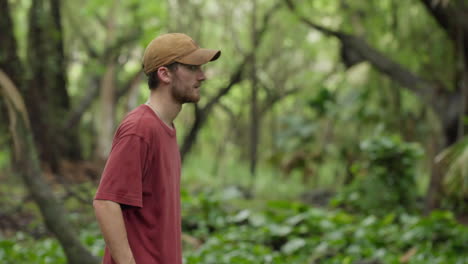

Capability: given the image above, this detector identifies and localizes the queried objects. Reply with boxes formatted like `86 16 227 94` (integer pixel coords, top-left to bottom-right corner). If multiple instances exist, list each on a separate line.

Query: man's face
170 63 206 104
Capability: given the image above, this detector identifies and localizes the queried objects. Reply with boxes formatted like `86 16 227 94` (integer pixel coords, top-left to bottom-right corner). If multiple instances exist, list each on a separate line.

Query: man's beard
171 79 200 104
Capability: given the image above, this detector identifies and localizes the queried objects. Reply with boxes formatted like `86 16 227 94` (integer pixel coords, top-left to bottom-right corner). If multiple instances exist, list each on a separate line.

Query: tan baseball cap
142 33 221 74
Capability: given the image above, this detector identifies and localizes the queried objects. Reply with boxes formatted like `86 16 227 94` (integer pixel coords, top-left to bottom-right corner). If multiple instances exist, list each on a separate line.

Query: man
93 33 221 264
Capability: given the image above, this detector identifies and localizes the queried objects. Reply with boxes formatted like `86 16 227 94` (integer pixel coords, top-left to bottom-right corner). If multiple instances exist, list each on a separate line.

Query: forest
0 0 467 263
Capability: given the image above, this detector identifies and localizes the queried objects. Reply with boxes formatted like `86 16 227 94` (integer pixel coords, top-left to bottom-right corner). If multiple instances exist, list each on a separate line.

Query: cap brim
176 48 221 65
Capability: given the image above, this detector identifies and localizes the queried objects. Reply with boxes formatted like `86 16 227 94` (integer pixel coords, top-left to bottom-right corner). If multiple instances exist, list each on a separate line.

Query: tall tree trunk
0 70 99 264
125 72 144 113
25 0 81 172
0 0 23 134
96 1 118 160
420 0 468 210
249 0 260 180
180 64 244 161
425 137 446 212
1 2 97 262
50 0 82 161
0 0 23 87
180 105 207 161
26 0 59 171
97 62 117 160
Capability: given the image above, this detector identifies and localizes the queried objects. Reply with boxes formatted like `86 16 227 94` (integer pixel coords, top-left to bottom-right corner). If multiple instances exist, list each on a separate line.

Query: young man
93 33 221 264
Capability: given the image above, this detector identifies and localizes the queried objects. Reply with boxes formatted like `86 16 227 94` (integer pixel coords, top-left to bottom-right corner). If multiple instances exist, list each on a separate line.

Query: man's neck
147 90 182 126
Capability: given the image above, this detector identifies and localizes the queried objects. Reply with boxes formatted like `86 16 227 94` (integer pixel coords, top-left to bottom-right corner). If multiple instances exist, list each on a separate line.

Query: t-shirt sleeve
94 135 149 208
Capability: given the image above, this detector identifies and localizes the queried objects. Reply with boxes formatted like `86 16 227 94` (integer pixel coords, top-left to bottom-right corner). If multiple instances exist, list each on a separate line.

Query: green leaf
281 238 306 255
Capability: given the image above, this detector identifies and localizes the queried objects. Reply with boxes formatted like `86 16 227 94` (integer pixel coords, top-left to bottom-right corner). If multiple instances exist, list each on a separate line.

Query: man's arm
93 199 136 264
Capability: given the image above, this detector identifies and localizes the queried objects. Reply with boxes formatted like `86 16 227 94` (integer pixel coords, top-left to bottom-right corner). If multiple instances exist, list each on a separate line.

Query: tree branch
202 1 283 115
180 1 284 159
202 58 246 116
285 0 441 104
116 70 144 102
64 68 143 131
65 6 99 59
260 86 301 116
419 0 468 41
420 0 468 85
64 76 100 130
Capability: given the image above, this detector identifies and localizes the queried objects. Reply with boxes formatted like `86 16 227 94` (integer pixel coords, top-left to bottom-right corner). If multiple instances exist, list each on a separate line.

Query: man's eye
190 65 199 71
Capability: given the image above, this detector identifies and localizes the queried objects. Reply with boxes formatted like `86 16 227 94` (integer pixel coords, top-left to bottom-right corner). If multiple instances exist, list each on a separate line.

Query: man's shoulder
123 105 157 123
116 105 158 139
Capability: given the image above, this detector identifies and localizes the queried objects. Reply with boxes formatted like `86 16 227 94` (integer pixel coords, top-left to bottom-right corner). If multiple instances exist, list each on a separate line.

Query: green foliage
2 0 468 263
182 190 468 264
0 148 9 171
1 190 467 263
333 135 423 215
182 189 232 238
308 87 336 117
0 229 104 264
436 136 468 206
0 236 65 264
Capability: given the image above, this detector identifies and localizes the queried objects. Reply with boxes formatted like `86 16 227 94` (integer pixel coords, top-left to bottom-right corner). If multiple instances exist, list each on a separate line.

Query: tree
179 1 284 161
0 0 98 262
285 0 467 211
62 0 147 160
27 0 80 171
0 69 99 264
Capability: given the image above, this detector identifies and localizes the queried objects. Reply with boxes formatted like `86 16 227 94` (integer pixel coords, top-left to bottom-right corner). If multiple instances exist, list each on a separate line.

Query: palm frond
435 136 468 198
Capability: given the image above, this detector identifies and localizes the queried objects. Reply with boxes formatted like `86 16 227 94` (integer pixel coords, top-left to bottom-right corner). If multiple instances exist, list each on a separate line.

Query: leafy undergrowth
1 189 467 264
0 228 103 264
181 190 468 264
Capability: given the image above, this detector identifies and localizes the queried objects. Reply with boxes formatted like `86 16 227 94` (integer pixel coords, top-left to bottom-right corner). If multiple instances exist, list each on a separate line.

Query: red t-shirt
95 104 182 264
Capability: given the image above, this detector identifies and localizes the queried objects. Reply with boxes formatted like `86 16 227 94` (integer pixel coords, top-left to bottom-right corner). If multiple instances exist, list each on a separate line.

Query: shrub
333 135 423 215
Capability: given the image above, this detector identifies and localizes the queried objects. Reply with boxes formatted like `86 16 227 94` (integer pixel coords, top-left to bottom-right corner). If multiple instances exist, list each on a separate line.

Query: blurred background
0 0 467 263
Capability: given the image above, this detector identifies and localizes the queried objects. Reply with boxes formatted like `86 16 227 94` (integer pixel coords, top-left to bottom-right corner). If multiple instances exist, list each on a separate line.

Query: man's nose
198 70 206 81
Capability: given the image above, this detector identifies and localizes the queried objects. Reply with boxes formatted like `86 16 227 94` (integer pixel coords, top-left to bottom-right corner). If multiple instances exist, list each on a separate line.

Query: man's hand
93 199 136 264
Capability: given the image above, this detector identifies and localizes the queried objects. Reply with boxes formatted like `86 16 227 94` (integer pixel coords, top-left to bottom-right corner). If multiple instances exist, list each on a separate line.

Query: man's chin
181 96 200 104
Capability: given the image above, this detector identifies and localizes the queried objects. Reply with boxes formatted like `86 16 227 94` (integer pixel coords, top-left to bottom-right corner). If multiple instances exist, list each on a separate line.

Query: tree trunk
125 72 144 113
180 65 244 161
96 1 118 160
249 0 260 180
0 0 23 135
181 105 206 161
50 0 82 161
0 0 23 87
426 145 445 212
0 70 99 264
1 2 97 262
25 0 81 172
97 62 117 160
421 0 468 210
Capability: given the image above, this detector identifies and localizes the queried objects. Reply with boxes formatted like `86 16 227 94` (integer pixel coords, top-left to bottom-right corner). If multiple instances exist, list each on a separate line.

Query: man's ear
157 67 172 84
